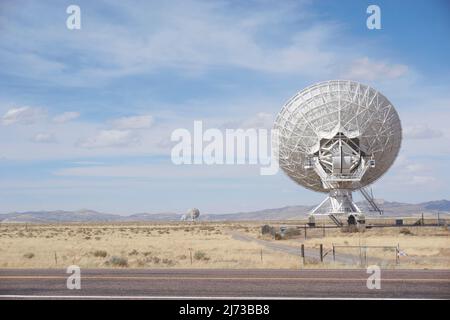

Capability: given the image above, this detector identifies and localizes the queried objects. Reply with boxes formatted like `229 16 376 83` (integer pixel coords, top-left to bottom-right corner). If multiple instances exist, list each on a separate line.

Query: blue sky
0 0 449 214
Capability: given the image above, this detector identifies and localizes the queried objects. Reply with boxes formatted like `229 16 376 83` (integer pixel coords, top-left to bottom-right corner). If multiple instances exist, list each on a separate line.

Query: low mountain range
0 200 449 223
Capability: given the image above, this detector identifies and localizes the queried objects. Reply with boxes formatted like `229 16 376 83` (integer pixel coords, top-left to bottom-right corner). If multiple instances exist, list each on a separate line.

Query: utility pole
301 244 305 265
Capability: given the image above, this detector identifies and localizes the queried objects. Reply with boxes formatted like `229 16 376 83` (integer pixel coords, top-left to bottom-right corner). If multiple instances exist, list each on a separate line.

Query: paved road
0 269 449 299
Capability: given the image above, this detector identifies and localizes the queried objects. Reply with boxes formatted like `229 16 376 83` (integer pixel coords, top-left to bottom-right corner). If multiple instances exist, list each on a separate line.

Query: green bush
193 250 210 261
107 256 128 267
93 250 108 258
400 228 413 235
128 249 139 256
23 252 35 259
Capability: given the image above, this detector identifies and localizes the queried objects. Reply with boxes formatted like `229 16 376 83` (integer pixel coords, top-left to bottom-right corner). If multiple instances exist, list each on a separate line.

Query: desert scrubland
0 221 448 269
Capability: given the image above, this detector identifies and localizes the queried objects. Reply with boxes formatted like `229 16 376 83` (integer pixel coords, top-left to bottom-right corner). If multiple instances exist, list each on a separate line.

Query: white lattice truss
273 80 402 216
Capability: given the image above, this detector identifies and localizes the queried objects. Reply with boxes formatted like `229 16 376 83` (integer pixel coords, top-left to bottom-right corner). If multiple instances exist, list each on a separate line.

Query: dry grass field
0 223 299 269
0 221 448 269
254 225 450 269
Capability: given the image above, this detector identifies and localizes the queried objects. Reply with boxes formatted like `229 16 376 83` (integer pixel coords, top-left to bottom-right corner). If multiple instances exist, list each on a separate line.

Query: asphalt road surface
0 268 449 299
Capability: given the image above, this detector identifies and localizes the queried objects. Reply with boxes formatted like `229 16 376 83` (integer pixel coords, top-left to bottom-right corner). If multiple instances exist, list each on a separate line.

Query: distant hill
202 205 313 221
0 200 448 223
421 200 450 211
123 212 183 221
0 209 120 223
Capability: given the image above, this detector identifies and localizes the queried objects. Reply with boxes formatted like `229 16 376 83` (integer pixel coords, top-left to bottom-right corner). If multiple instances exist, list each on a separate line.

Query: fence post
260 249 263 262
319 244 323 263
301 244 305 265
364 247 367 267
421 212 424 226
54 252 57 266
304 225 307 240
437 211 440 226
359 245 363 267
332 244 335 262
396 244 399 265
322 224 325 237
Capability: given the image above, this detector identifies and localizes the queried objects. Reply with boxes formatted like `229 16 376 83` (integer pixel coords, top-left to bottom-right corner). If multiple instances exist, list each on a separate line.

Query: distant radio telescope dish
183 208 200 221
273 80 402 219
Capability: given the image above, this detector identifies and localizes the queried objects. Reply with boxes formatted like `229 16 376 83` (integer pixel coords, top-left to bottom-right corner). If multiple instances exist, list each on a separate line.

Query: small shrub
341 225 359 233
128 249 139 256
151 256 161 264
283 227 301 238
193 250 210 261
137 259 146 267
107 256 128 267
400 228 413 235
162 258 175 266
23 252 35 259
93 250 108 258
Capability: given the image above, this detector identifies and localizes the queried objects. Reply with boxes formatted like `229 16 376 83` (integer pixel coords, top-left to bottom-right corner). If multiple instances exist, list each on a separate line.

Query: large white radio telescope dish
182 208 200 221
274 80 402 218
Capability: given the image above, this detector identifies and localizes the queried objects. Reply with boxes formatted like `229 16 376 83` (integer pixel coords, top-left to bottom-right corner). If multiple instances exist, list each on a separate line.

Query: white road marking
0 295 436 300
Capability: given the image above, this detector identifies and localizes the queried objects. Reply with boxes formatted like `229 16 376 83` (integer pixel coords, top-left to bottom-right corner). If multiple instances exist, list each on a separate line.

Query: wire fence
331 244 400 267
298 243 403 267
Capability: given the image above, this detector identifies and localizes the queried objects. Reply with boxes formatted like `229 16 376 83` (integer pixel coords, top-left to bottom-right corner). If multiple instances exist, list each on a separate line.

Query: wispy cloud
404 124 443 139
53 112 80 124
1 106 47 125
0 0 385 85
31 132 56 143
77 130 140 148
111 115 154 129
343 57 409 81
53 163 260 178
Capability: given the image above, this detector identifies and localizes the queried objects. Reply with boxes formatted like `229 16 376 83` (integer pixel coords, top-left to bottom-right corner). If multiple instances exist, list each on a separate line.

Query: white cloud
1 106 46 125
32 132 56 143
77 130 139 148
343 57 409 81
0 1 341 85
71 161 105 166
53 112 80 123
221 112 275 130
409 175 438 185
111 115 154 129
405 163 426 173
404 124 443 139
241 113 274 129
53 163 260 178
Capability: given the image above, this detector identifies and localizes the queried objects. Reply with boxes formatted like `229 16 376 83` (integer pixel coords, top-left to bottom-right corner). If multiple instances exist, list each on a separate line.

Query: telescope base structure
310 189 366 226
